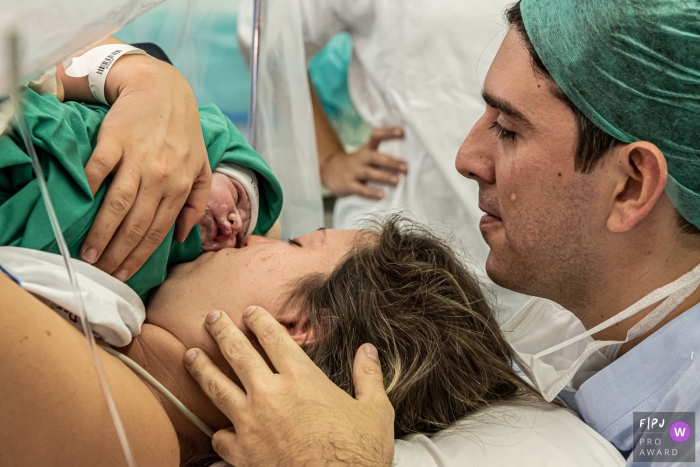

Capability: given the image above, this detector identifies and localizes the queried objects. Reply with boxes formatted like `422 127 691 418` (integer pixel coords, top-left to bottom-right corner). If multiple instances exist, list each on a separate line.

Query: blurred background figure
296 0 530 319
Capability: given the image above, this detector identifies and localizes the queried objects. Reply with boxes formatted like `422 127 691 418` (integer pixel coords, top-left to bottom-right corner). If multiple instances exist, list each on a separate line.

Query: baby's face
199 172 252 251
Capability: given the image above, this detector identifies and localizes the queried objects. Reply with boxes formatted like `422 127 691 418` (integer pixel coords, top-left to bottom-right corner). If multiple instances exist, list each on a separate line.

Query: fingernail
82 247 98 264
206 311 221 324
114 269 129 282
363 344 379 363
391 177 399 184
244 306 256 317
184 350 197 365
393 129 402 136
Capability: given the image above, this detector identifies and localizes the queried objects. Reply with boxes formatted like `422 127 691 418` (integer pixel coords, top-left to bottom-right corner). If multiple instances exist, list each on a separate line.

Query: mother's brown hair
287 215 545 437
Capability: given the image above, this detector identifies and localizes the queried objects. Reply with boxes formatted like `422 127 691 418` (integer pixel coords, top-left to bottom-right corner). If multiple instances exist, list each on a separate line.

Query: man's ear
607 142 668 233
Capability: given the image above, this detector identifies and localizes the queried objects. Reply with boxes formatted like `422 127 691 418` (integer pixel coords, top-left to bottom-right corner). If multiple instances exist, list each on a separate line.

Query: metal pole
248 0 262 149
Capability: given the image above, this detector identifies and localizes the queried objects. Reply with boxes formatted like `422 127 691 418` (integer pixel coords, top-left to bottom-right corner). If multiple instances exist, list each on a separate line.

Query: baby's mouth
213 217 236 247
200 210 245 251
199 212 234 251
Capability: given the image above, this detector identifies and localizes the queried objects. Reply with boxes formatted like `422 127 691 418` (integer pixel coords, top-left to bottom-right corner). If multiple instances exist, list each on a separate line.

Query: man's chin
484 251 525 294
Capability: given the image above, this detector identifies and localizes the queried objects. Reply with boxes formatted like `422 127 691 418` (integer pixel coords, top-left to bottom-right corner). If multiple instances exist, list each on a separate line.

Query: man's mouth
478 204 503 231
479 204 502 220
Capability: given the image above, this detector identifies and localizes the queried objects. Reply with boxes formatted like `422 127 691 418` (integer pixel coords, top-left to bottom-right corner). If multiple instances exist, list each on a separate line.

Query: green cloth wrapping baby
0 88 283 300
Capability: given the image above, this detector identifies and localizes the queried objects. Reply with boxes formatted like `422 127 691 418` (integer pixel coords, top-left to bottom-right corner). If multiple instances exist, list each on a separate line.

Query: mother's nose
455 114 497 185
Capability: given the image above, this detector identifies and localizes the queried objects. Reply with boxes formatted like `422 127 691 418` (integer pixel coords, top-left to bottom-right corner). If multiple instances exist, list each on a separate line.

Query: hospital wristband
64 44 148 105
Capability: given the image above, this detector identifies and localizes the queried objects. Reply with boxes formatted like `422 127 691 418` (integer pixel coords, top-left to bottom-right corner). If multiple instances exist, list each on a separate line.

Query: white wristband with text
64 44 147 105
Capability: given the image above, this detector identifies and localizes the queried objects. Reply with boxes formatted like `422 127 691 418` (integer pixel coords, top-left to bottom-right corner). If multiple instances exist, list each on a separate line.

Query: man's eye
489 121 517 143
287 239 301 247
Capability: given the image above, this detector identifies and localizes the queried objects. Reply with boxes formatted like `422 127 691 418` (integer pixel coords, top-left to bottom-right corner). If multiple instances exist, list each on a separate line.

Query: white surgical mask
503 263 700 402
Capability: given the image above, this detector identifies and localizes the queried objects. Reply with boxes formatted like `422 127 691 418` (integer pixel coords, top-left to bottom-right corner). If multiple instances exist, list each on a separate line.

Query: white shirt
393 402 626 467
298 0 529 319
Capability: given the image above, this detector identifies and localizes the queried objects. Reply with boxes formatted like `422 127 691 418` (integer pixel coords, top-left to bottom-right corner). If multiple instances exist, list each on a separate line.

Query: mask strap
534 262 700 360
626 275 700 340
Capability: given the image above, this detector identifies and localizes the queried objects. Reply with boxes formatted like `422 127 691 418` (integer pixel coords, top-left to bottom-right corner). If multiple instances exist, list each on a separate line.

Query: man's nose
455 113 497 185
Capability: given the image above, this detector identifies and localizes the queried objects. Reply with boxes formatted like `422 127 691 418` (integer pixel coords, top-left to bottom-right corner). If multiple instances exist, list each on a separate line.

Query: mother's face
146 229 361 377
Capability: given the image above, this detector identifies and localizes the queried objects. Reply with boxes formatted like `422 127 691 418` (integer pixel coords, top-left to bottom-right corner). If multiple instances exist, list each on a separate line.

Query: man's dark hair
506 1 700 235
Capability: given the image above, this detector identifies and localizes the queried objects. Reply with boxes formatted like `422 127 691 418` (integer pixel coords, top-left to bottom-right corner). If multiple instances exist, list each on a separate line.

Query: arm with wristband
55 36 212 284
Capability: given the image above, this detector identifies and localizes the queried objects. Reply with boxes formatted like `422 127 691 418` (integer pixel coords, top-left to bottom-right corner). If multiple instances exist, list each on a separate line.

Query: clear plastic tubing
7 30 138 467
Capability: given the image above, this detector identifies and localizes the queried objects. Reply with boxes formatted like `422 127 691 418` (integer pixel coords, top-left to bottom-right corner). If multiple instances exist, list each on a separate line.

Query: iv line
7 30 138 467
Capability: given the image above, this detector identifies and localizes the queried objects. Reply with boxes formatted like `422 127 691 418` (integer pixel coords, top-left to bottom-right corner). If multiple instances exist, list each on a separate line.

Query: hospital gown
0 89 283 300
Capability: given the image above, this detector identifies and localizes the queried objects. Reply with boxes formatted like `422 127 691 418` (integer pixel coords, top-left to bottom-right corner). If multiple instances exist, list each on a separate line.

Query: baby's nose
228 211 242 232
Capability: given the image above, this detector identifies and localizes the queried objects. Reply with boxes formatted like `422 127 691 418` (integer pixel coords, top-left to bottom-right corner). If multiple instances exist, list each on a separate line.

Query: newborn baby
200 164 259 251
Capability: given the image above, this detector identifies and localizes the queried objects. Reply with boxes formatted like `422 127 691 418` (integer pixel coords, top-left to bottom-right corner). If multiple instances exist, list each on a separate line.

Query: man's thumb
352 344 388 403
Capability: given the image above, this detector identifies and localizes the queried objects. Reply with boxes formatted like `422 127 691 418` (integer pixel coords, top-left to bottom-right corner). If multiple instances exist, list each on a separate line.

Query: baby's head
199 168 257 251
285 216 540 436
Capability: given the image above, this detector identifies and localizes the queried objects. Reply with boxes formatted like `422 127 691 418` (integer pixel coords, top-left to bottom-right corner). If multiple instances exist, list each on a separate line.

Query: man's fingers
205 310 274 390
352 344 388 404
175 164 212 242
243 306 311 375
368 151 408 174
80 167 139 265
367 126 405 150
85 138 122 195
212 429 241 465
184 348 246 426
110 195 185 280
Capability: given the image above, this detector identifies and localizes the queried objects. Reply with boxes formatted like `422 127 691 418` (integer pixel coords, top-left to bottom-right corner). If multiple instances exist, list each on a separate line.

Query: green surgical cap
520 0 700 228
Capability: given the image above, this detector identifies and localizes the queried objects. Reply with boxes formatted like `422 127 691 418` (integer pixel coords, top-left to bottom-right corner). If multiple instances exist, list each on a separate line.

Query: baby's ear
283 318 317 347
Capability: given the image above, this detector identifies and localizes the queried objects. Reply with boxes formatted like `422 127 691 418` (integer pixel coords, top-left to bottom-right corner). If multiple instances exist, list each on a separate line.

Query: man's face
456 29 611 305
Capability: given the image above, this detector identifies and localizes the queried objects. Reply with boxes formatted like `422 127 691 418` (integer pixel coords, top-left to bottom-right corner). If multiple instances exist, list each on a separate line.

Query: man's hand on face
184 307 395 467
76 54 211 282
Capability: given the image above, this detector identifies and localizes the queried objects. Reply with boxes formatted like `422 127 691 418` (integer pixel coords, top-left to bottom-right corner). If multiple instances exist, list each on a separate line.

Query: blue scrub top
561 303 700 466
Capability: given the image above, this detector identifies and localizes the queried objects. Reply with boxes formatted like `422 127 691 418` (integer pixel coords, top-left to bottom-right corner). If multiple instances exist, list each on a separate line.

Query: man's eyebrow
482 91 534 129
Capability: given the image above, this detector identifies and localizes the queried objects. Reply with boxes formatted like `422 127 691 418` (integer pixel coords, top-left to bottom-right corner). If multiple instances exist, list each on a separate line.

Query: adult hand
69 54 211 281
184 307 395 467
321 127 407 200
